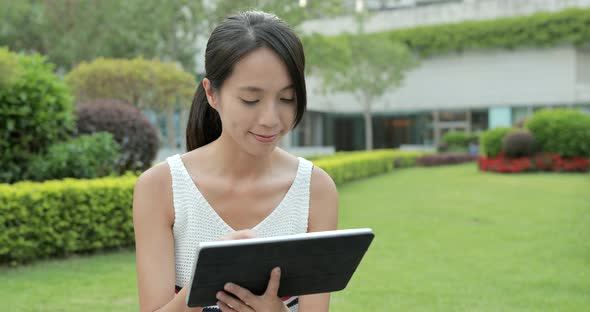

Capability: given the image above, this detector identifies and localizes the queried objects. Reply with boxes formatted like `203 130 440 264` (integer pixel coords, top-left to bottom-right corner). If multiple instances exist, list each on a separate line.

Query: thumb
264 267 281 296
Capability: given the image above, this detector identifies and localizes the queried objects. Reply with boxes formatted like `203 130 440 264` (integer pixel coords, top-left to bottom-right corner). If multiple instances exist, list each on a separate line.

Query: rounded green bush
0 47 74 183
525 109 590 158
480 127 513 157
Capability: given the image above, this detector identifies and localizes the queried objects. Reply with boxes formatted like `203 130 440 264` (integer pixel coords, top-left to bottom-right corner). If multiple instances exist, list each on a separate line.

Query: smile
251 132 278 143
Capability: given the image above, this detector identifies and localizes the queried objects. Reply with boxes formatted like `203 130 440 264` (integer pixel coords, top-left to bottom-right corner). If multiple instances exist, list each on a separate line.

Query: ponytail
185 80 222 151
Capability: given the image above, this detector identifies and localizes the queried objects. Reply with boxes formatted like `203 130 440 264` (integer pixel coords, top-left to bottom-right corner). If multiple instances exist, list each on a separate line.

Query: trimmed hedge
0 149 428 265
0 175 136 266
313 150 426 185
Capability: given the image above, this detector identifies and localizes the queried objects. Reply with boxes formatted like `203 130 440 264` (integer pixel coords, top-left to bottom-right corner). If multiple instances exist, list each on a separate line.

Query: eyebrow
238 85 294 92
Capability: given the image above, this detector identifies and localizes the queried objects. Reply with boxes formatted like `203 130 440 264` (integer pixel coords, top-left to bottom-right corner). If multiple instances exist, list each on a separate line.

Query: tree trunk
180 107 189 151
362 93 373 150
166 108 176 148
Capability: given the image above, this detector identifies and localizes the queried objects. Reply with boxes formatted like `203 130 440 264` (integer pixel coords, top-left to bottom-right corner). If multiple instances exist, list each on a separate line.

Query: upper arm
307 165 338 233
133 164 176 312
299 165 339 312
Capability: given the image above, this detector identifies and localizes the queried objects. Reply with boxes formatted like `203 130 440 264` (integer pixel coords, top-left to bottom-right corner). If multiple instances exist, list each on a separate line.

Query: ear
202 78 219 110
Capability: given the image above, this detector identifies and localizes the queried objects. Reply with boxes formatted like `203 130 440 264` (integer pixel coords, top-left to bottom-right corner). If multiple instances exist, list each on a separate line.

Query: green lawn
2 164 589 311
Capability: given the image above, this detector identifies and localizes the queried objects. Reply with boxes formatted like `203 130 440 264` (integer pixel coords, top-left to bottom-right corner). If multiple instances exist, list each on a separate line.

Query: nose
258 102 280 128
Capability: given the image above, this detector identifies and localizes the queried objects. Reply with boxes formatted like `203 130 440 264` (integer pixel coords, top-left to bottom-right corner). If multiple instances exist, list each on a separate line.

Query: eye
240 98 259 105
280 98 295 103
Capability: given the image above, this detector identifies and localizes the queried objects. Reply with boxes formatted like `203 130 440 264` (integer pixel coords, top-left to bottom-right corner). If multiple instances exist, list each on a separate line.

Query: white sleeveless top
166 154 314 311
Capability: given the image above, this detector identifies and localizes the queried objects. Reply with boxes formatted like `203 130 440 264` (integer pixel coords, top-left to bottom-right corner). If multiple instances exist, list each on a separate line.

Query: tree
0 0 205 72
306 13 418 150
206 0 345 30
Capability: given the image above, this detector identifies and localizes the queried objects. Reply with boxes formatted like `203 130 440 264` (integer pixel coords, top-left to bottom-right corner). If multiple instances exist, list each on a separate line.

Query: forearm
151 286 203 312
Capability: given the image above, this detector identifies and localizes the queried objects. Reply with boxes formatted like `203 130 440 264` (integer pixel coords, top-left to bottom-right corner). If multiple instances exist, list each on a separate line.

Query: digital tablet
185 228 375 307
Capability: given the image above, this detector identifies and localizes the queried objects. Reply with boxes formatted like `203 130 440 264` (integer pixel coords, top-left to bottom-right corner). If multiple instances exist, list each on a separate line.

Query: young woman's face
207 47 298 156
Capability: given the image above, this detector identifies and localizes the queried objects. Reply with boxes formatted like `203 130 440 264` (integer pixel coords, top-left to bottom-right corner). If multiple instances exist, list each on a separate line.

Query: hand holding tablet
186 228 375 307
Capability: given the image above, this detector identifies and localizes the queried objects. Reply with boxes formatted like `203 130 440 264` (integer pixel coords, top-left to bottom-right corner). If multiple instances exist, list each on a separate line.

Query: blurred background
3 0 589 169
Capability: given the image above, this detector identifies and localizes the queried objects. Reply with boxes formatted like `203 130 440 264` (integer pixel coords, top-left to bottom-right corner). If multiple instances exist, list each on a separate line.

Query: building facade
284 0 590 151
154 0 590 158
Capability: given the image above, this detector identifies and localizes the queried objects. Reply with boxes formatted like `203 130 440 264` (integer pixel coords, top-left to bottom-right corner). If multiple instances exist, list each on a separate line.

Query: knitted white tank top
166 154 313 311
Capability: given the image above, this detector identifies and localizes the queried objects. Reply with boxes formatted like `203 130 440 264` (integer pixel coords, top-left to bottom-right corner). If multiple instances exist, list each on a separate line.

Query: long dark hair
186 11 307 151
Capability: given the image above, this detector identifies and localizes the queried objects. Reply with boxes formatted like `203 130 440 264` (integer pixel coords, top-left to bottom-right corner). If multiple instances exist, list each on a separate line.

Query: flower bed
478 153 590 173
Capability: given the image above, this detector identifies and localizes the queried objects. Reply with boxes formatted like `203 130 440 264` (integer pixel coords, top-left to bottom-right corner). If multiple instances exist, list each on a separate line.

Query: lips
251 132 278 143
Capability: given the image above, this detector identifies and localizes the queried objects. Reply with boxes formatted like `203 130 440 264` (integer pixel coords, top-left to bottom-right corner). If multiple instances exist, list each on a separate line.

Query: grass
1 164 589 311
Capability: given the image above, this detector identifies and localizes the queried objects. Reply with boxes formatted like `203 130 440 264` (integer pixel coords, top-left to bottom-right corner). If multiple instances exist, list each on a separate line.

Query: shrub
0 48 74 183
525 109 590 158
442 131 477 149
313 150 428 185
0 48 19 87
480 127 513 157
65 57 195 111
25 133 120 182
76 99 160 173
416 154 478 166
0 174 137 265
502 130 536 158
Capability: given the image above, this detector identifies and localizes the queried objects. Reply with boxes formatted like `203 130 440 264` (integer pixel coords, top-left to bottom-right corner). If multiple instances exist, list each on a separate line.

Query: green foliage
480 127 513 157
525 109 590 158
305 29 417 96
0 47 20 87
25 133 121 182
442 131 477 149
0 48 74 183
65 57 195 111
502 130 536 158
379 7 590 57
208 0 345 30
0 174 136 265
305 8 590 64
313 150 427 185
0 0 205 71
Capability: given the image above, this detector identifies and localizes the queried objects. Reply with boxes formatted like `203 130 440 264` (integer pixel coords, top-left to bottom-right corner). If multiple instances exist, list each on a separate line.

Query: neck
204 132 277 180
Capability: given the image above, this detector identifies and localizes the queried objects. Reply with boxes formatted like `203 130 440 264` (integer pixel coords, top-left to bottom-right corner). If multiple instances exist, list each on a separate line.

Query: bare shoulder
133 160 174 225
310 165 337 196
308 164 338 232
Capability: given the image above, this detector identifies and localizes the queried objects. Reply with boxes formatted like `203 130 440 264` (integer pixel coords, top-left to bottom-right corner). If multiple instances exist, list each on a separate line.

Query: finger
264 267 281 296
216 291 254 312
224 283 256 308
217 300 237 312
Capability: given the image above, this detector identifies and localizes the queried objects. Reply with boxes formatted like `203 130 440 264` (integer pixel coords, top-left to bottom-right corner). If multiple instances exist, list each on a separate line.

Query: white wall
576 47 590 101
307 46 578 113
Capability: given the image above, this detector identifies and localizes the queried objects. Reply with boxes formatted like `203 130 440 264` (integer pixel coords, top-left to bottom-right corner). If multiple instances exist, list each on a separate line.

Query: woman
133 11 338 312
